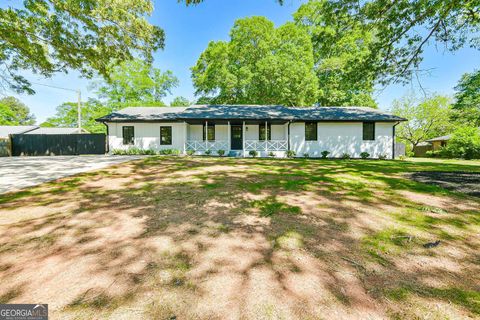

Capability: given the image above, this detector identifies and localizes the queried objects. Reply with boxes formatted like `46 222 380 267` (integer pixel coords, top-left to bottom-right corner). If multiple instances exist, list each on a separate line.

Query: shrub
341 153 351 159
204 149 212 155
249 150 258 157
303 153 310 158
320 150 330 159
378 154 387 160
360 151 370 159
186 149 195 156
425 150 441 158
268 151 276 157
286 150 296 158
217 149 225 156
112 148 156 155
439 126 480 159
159 148 180 155
398 155 406 161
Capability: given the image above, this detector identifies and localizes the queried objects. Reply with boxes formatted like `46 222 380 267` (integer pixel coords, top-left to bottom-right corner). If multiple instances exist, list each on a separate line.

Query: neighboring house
0 125 39 138
96 105 406 159
24 127 88 134
426 134 452 151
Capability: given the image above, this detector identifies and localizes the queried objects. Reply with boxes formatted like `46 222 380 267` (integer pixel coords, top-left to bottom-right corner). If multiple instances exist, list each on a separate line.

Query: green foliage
451 70 480 127
440 127 480 159
95 59 178 109
378 154 387 160
360 152 370 159
204 149 212 155
191 16 318 106
159 149 181 155
321 150 330 159
170 96 191 107
341 153 351 159
249 150 258 158
294 0 377 107
217 149 225 156
303 153 310 158
186 149 195 156
286 150 296 158
0 1 164 94
0 97 35 125
322 0 480 84
41 100 109 133
268 151 276 157
112 148 155 155
391 94 453 148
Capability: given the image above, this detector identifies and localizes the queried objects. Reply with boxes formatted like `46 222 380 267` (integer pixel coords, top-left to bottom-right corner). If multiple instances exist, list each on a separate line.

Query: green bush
204 149 212 155
360 151 370 159
112 148 156 155
320 150 330 159
268 151 276 157
425 150 441 158
286 150 296 158
439 126 480 159
159 148 180 155
249 150 258 157
341 153 351 159
378 154 387 160
303 153 310 158
186 149 195 156
217 149 225 156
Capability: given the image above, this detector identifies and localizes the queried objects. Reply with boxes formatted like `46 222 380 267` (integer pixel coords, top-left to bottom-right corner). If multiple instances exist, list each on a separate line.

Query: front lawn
0 157 479 319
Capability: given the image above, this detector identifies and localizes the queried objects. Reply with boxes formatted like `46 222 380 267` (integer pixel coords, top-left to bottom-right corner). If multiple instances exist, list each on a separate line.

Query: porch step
228 150 243 157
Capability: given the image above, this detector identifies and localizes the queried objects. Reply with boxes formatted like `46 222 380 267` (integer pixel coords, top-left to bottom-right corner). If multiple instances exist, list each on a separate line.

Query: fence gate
10 134 106 156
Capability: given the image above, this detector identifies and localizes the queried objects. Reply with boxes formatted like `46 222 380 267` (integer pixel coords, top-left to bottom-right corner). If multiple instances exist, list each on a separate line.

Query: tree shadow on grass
0 157 478 318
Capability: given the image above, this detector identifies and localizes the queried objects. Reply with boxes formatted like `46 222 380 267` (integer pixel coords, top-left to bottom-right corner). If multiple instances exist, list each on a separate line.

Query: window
122 126 134 145
305 122 317 141
203 124 215 141
363 122 375 140
160 126 172 145
259 123 271 141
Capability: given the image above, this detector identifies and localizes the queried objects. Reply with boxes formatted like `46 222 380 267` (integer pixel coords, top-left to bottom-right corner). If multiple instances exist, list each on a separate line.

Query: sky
5 0 480 124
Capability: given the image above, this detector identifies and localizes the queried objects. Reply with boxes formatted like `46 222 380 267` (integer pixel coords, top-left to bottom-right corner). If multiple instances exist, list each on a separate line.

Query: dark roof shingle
96 105 406 122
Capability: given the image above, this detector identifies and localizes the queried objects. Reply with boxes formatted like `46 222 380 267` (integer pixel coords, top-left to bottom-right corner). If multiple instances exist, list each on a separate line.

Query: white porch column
227 121 231 151
183 121 187 154
285 122 289 153
205 120 208 151
242 121 246 157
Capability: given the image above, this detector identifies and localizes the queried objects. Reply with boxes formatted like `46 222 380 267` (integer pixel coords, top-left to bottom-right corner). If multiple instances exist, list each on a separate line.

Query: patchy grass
0 157 479 319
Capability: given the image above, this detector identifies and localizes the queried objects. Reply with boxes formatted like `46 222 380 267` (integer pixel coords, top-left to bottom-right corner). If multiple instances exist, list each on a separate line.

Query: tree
191 17 318 106
0 0 164 94
391 94 453 149
318 0 480 84
294 0 378 107
94 59 179 109
0 96 35 125
41 99 110 133
170 96 191 106
440 126 480 159
451 69 480 126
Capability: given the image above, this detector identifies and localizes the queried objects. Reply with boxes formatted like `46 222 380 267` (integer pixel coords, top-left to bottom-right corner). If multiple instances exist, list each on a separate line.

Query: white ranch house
97 105 406 158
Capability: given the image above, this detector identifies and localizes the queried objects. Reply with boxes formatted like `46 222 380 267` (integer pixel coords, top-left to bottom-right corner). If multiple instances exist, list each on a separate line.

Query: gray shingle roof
24 127 86 134
0 125 38 137
96 105 406 122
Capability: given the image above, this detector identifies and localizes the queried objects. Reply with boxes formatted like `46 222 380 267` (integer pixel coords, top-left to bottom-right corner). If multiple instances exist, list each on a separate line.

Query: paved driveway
0 155 144 194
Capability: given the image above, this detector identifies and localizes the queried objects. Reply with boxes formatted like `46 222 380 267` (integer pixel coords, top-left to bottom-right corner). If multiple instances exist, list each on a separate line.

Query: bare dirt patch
409 171 480 197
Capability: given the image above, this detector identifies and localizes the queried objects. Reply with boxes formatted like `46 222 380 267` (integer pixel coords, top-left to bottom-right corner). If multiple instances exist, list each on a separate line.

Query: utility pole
77 90 82 131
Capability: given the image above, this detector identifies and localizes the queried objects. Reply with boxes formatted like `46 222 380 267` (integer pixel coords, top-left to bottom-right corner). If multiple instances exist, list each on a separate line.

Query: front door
231 125 243 150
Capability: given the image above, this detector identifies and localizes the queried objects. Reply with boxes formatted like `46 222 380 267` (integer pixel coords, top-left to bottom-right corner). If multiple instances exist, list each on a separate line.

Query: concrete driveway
0 155 144 194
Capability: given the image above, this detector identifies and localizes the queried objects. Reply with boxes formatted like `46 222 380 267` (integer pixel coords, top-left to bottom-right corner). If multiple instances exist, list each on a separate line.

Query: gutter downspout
392 121 399 159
